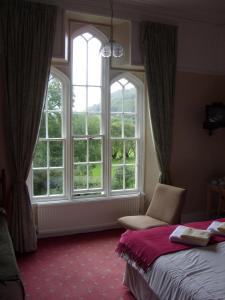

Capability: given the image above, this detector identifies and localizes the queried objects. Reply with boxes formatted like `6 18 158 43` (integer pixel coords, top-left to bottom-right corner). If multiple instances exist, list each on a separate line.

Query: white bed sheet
124 241 225 300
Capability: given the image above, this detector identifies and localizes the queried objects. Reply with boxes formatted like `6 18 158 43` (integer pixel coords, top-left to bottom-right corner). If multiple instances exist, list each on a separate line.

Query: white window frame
109 72 144 196
30 67 70 202
70 25 109 198
30 26 144 203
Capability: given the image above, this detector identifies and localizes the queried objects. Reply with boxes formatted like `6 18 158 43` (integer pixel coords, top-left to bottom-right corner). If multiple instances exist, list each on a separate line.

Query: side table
206 185 225 217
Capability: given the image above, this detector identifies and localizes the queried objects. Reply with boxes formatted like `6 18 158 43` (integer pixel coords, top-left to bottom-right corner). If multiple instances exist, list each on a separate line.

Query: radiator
37 195 142 237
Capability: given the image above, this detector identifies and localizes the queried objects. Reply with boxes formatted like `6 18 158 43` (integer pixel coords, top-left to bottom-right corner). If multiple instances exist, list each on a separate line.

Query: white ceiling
115 0 225 25
30 0 225 25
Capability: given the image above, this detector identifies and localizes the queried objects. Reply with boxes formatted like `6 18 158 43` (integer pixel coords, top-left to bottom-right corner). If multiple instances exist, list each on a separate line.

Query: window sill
32 192 144 206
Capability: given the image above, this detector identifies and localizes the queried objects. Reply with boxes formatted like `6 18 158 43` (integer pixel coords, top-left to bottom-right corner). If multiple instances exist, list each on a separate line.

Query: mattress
123 241 225 300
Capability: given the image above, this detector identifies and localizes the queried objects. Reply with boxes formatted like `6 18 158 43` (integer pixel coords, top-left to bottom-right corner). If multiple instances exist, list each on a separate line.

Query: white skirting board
36 195 143 237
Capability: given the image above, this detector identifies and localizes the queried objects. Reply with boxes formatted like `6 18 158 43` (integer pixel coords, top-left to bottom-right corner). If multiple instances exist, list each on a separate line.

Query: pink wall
171 72 225 216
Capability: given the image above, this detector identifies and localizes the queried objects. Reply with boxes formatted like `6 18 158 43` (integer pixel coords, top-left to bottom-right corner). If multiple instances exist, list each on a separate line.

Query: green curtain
141 22 177 184
0 2 57 253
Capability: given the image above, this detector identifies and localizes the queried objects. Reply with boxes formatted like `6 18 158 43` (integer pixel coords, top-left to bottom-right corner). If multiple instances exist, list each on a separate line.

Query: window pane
48 112 62 138
89 163 102 188
111 114 122 137
39 113 46 138
33 141 47 168
82 32 93 40
74 140 87 162
88 38 102 86
124 83 136 113
119 78 128 86
33 170 47 196
125 141 136 163
49 141 63 167
125 165 135 189
47 77 62 110
124 115 135 137
72 36 87 85
74 165 87 190
111 166 123 190
73 113 86 135
73 86 86 113
88 87 101 113
49 169 63 195
89 139 101 161
111 82 122 112
88 114 100 135
111 140 123 163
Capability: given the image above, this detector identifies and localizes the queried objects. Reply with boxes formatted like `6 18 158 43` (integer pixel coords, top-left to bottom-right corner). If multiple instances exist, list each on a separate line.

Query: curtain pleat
141 22 177 184
0 2 57 253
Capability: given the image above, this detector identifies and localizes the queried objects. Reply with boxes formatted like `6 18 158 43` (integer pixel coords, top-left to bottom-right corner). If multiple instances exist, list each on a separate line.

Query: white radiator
37 195 142 237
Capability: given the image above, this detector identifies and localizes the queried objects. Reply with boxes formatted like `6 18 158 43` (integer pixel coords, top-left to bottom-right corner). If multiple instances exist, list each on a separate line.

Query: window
110 78 138 191
32 72 66 198
31 26 144 201
72 32 104 195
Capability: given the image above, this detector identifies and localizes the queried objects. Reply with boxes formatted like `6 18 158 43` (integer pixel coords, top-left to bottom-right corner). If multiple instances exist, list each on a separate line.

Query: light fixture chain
110 0 113 41
99 0 124 58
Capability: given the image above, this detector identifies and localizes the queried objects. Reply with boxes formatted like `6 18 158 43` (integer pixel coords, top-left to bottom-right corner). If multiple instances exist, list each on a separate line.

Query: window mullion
87 139 89 190
123 142 125 190
45 110 48 139
47 140 50 196
103 60 110 197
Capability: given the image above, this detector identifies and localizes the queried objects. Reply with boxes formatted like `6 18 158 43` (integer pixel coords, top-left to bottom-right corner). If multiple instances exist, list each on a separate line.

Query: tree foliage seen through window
33 75 137 196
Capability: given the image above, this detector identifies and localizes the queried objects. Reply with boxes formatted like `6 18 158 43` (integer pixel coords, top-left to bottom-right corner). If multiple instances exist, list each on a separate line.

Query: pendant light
100 0 124 58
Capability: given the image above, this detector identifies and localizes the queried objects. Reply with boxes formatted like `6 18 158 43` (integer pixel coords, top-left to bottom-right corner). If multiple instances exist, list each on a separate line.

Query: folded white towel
218 222 225 233
169 225 211 247
207 221 225 236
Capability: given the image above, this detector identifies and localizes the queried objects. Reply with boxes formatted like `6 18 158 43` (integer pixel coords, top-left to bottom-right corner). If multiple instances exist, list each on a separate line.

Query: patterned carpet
17 229 135 300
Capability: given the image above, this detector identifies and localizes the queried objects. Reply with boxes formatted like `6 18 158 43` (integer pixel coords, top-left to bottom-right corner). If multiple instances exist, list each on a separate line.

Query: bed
117 219 225 300
0 170 25 300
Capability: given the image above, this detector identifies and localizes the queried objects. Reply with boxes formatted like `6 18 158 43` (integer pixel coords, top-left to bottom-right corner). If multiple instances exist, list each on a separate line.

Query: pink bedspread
116 218 225 272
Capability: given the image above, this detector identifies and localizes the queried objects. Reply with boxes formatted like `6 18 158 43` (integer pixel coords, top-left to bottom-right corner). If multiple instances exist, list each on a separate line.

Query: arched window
32 69 67 198
110 74 144 193
71 27 108 196
31 26 144 201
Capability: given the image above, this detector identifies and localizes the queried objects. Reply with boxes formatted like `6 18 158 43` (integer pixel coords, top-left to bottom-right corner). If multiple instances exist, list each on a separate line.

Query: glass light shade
112 42 124 58
100 42 112 58
100 40 124 58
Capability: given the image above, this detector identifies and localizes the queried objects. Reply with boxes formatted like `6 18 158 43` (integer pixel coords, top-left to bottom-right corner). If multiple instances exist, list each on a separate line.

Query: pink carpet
17 229 135 300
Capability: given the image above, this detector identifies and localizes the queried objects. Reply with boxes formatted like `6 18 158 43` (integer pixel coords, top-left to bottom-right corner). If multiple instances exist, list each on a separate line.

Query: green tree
47 75 62 110
112 167 123 190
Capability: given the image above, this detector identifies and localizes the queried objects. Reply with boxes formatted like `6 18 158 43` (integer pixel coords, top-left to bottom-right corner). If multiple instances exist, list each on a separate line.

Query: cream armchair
118 183 186 230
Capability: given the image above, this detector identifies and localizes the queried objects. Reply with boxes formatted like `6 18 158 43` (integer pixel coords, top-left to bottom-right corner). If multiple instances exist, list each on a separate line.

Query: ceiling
114 0 225 25
30 0 225 25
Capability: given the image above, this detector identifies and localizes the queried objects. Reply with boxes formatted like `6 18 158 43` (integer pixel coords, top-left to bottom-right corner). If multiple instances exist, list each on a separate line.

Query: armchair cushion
118 215 168 230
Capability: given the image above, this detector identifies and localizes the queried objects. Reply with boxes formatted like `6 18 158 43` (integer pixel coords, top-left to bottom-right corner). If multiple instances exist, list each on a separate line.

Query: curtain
141 22 177 184
0 2 57 253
